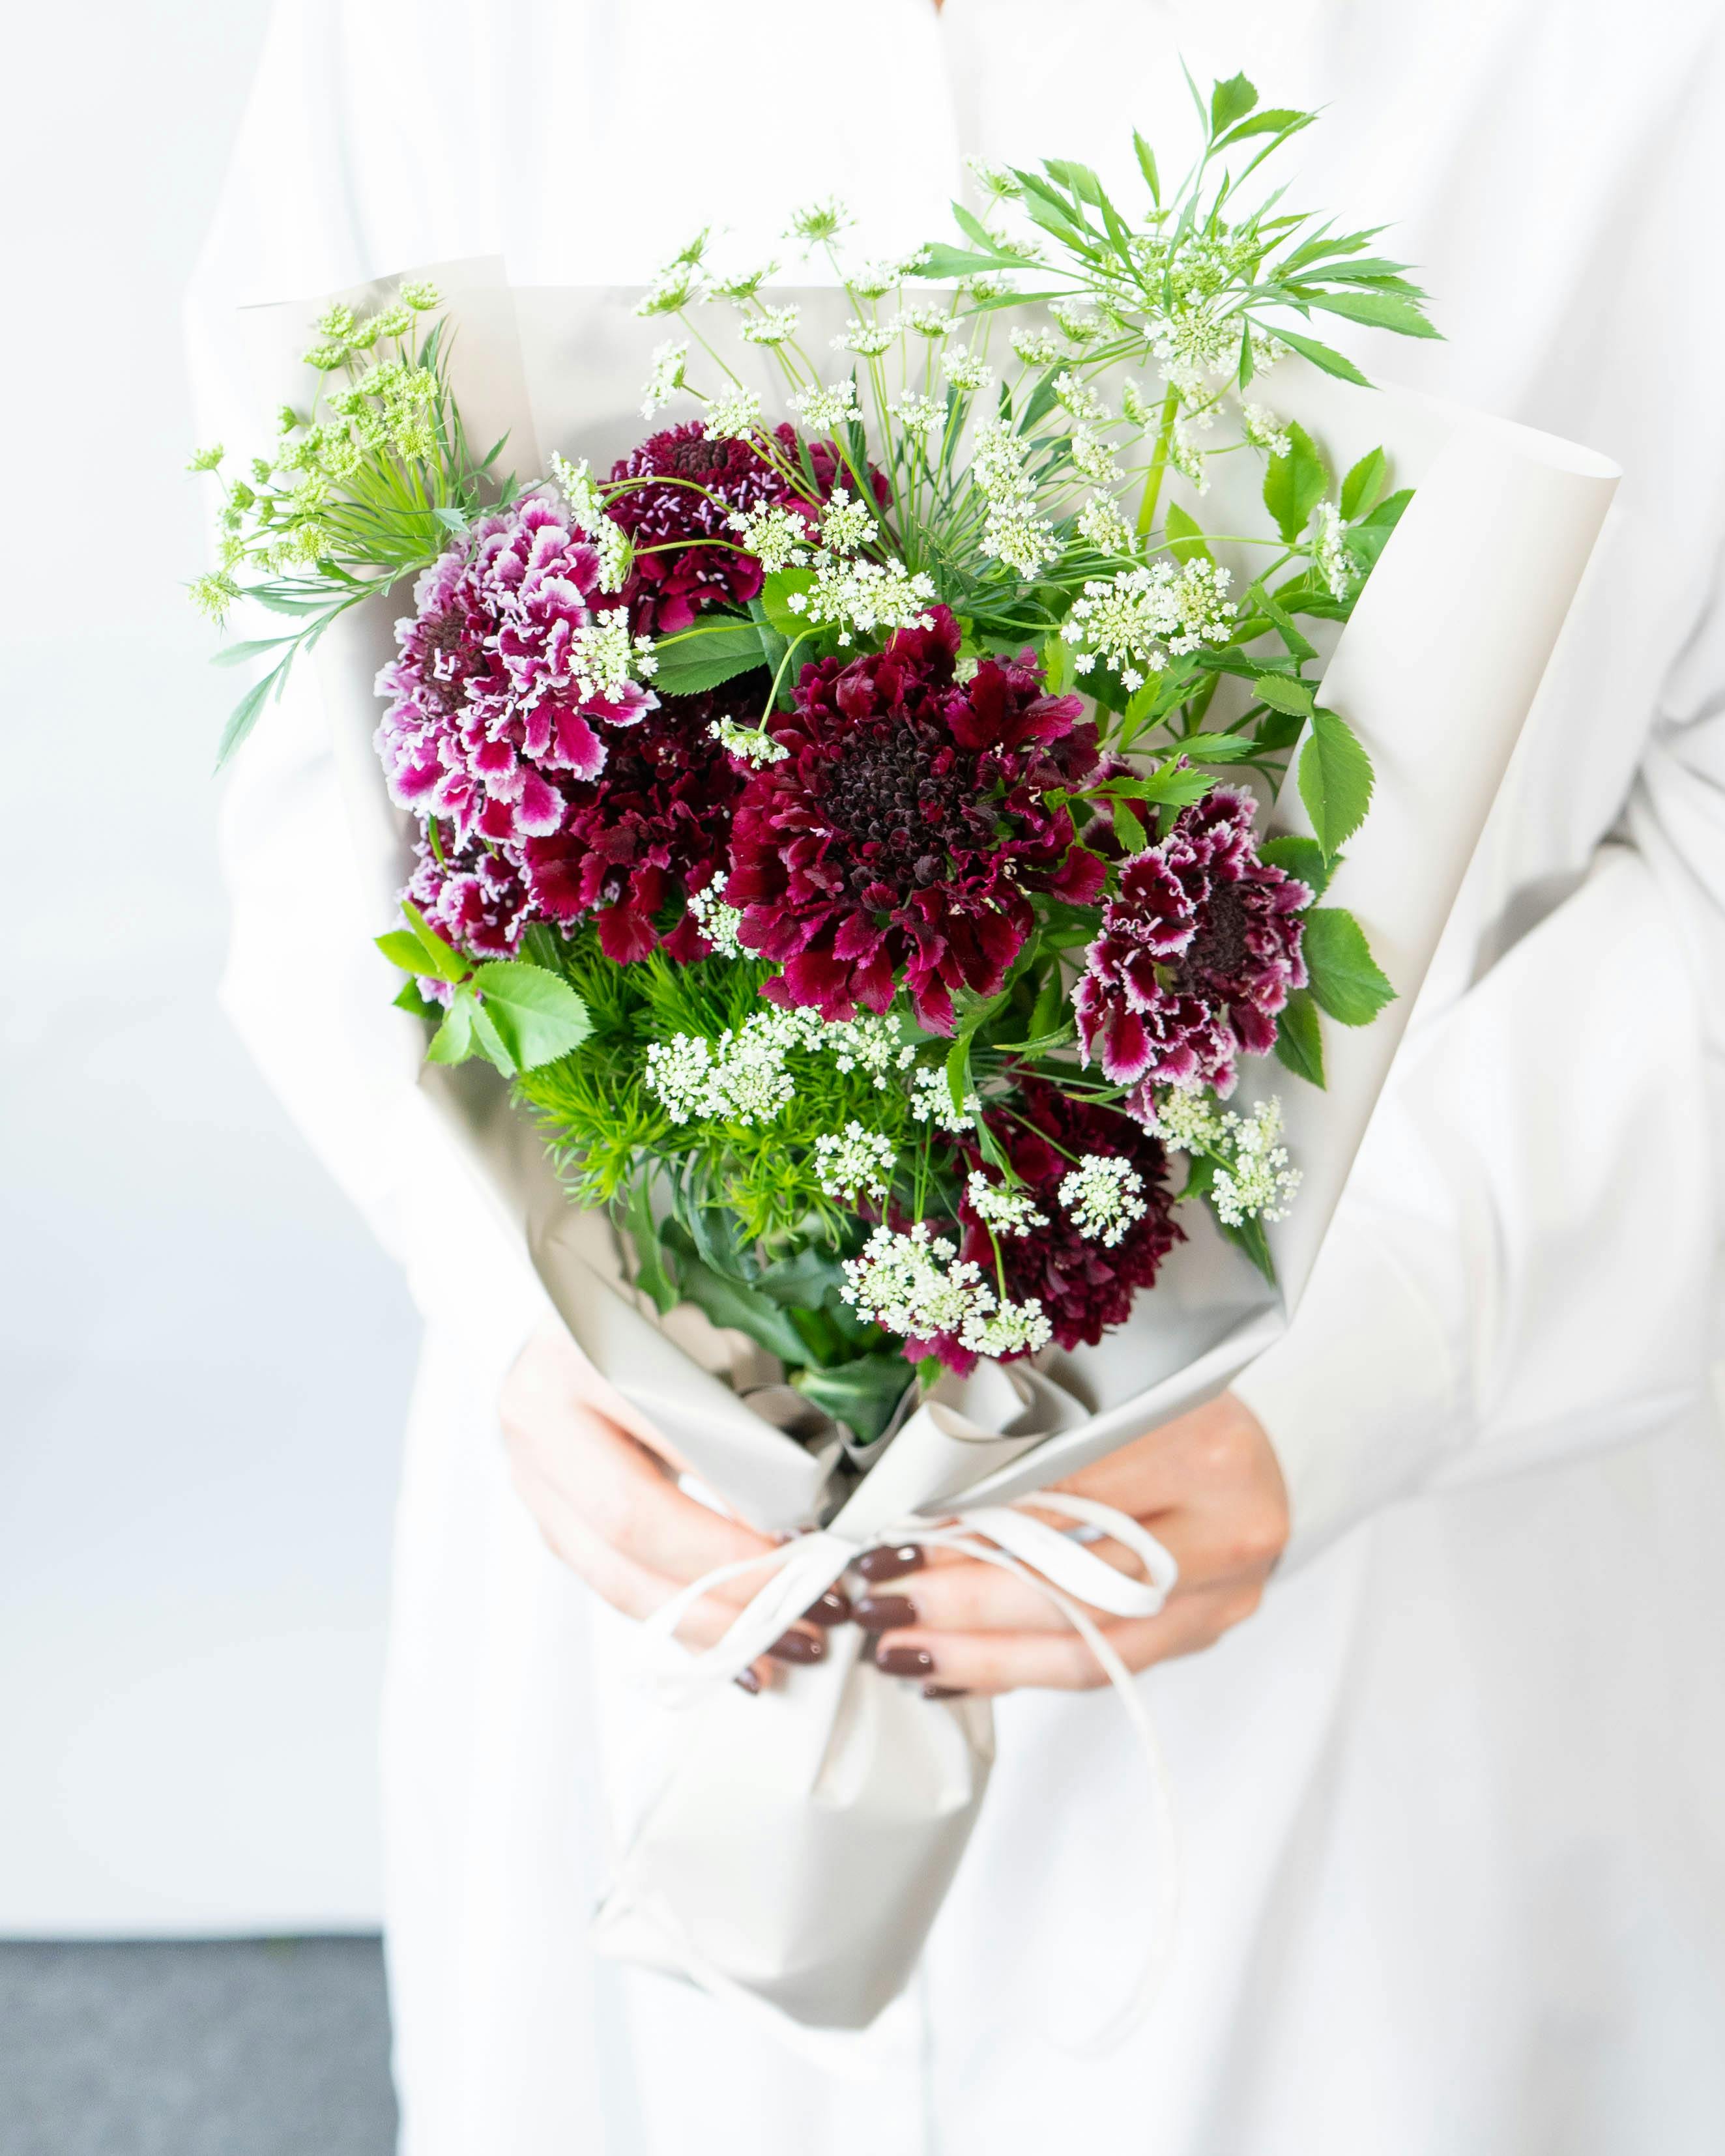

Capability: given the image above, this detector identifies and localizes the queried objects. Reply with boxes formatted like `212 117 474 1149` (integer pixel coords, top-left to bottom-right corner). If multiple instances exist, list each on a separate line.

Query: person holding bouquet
190 2 1725 2149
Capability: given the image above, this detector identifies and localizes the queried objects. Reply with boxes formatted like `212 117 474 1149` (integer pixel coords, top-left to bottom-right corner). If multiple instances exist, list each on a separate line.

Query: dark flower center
423 610 467 655
665 438 739 480
817 724 971 889
1180 878 1251 983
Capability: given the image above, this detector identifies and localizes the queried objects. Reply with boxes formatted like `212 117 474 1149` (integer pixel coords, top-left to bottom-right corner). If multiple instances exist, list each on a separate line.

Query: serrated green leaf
467 998 516 1076
1138 762 1216 807
1344 486 1413 573
1215 107 1311 151
1260 834 1331 897
1271 987 1326 1085
1113 801 1148 853
1132 128 1161 202
1253 672 1316 717
1301 907 1396 1025
1340 446 1389 521
651 616 768 697
1245 580 1318 660
376 930 434 975
1262 421 1330 547
1269 324 1374 386
1163 502 1212 564
1297 706 1374 857
1303 289 1441 339
392 978 444 1022
1189 732 1256 763
1210 72 1258 136
425 992 476 1065
469 960 592 1071
400 900 469 983
913 241 1019 280
1041 631 1073 693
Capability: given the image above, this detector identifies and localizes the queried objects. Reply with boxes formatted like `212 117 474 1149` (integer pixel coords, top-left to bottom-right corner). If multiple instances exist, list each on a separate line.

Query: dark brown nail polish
802 1588 852 1627
922 1684 968 1701
768 1629 826 1665
733 1667 762 1695
874 1643 935 1678
853 1594 918 1631
856 1543 927 1584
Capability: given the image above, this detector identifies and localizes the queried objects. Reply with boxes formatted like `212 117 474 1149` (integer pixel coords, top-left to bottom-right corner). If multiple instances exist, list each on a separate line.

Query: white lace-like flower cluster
824 1013 916 1089
1241 403 1292 457
707 716 788 768
646 1007 914 1129
1050 302 1103 345
901 306 957 339
686 882 744 956
1056 370 1109 424
740 305 801 347
784 556 937 646
965 1170 1049 1240
1060 558 1237 691
569 608 658 700
832 319 897 357
815 1121 896 1202
1076 495 1135 558
789 380 857 431
1148 1091 1302 1225
890 392 944 438
1057 1155 1148 1248
972 418 1056 579
841 1224 1052 1358
1167 424 1210 495
639 339 689 419
942 348 995 394
1070 426 1123 486
703 386 762 442
909 1064 979 1132
1011 327 1061 368
1312 500 1351 600
726 502 809 573
548 453 630 594
818 491 875 555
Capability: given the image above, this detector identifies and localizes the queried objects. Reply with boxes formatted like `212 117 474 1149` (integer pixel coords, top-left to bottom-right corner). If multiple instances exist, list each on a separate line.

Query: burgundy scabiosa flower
607 423 801 633
964 1081 1181 1353
518 677 756 964
1074 787 1310 1104
727 609 1105 1031
374 498 654 852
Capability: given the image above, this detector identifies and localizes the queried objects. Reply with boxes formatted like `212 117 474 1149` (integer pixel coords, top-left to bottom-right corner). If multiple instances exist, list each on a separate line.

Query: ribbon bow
643 1492 1182 2052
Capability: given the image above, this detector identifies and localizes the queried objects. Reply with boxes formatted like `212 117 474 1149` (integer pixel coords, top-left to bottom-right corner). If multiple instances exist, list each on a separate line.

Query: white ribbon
642 1493 1183 2053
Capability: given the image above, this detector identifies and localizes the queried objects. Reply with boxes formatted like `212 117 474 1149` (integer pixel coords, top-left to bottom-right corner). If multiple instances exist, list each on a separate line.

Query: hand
500 1315 840 1688
855 1391 1288 1696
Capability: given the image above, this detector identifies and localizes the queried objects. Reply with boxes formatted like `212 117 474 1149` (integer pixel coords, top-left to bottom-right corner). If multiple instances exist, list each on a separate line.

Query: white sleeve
1237 678 1725 1565
214 654 551 1368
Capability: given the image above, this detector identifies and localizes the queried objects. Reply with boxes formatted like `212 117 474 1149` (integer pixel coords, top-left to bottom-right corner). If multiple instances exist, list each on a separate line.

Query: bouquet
194 74 1616 2033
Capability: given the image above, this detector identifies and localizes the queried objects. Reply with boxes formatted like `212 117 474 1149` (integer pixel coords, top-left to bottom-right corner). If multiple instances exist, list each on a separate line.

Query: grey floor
0 1938 397 2156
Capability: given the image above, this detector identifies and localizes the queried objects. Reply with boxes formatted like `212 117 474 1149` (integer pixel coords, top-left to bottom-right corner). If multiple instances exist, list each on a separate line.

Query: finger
512 1390 785 1594
510 1454 816 1671
865 1536 1154 1637
871 1582 1261 1695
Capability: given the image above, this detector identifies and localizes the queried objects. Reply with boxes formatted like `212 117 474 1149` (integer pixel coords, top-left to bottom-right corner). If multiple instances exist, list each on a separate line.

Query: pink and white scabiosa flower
1075 788 1311 1105
373 498 656 852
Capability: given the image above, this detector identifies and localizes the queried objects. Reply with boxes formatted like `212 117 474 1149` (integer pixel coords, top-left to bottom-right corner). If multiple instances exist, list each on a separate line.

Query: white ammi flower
639 339 689 418
686 882 744 957
941 347 995 393
708 716 789 768
568 609 658 700
841 1224 1052 1357
910 1064 978 1133
815 1122 896 1203
789 379 858 431
1058 1155 1148 1248
703 386 762 441
727 502 809 573
740 304 802 346
965 1171 1049 1240
549 453 630 593
785 556 937 645
1061 558 1236 690
817 491 875 555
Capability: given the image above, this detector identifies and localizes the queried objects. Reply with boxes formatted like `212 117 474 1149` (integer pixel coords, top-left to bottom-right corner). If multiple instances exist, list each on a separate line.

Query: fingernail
802 1588 852 1627
874 1643 935 1678
732 1668 762 1695
922 1684 968 1701
768 1629 826 1665
856 1544 926 1584
853 1594 918 1631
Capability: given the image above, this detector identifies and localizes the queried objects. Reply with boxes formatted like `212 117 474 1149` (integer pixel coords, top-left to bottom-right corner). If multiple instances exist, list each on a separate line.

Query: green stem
1135 384 1181 540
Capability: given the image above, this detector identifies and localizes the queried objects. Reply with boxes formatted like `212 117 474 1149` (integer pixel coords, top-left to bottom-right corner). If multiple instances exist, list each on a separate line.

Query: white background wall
0 3 420 1934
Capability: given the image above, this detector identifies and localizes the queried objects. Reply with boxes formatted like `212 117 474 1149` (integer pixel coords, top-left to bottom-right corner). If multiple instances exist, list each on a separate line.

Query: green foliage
1263 422 1330 545
374 904 590 1078
1271 986 1326 1087
1301 907 1397 1025
1297 706 1375 858
651 616 770 695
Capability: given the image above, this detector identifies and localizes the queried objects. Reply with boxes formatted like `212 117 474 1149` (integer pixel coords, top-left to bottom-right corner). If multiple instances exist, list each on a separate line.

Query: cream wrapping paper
235 259 1616 2030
